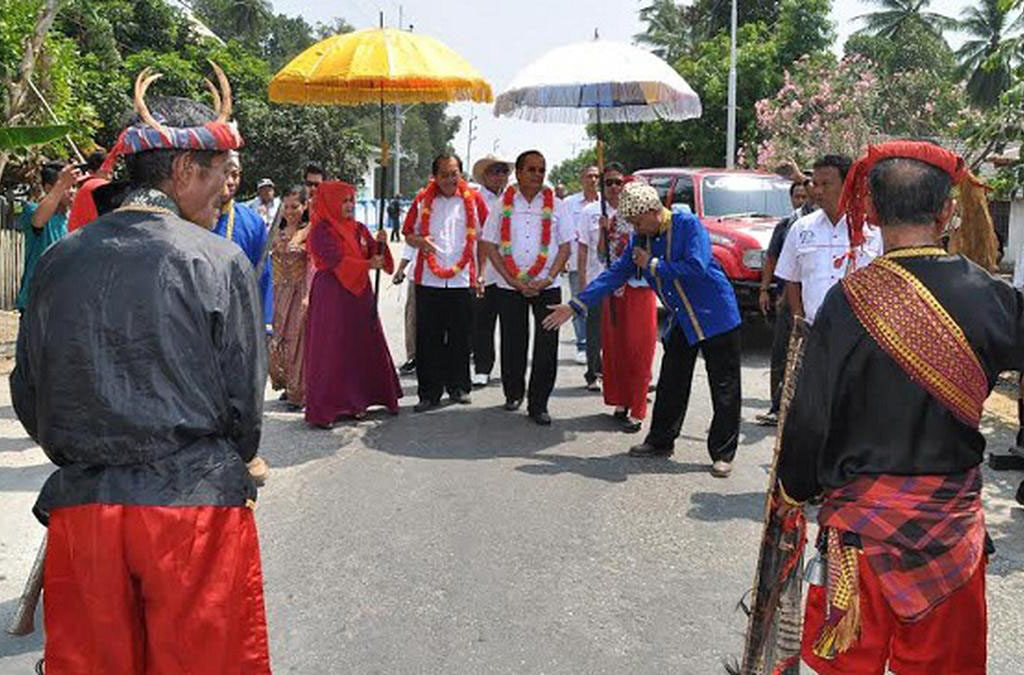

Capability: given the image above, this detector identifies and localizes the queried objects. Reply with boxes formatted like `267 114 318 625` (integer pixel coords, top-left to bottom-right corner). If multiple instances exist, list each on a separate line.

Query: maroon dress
304 208 401 425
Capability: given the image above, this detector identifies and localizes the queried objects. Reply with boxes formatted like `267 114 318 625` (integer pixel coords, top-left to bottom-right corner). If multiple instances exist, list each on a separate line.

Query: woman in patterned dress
269 186 309 407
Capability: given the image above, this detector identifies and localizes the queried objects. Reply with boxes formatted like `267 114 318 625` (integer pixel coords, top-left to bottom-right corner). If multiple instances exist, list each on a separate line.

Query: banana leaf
0 125 70 151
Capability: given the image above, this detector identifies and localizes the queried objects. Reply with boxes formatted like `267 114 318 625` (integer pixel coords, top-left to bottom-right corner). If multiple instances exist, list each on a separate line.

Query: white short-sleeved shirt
578 201 647 288
481 186 575 291
478 186 503 287
413 194 474 289
562 192 598 272
1014 239 1024 289
775 209 881 323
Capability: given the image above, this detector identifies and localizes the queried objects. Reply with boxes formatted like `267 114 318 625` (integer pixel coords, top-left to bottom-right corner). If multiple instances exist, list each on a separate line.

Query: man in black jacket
12 67 270 672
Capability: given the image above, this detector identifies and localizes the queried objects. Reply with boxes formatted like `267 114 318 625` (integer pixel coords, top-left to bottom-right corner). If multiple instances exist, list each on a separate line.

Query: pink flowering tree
746 53 969 170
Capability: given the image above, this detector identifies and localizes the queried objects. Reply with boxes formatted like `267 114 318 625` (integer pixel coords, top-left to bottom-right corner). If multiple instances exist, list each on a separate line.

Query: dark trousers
769 298 792 413
495 286 561 414
415 285 472 402
584 300 603 384
472 284 500 376
645 326 742 462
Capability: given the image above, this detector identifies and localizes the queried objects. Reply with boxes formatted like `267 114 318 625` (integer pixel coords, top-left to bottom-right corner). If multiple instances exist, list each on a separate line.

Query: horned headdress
101 61 244 173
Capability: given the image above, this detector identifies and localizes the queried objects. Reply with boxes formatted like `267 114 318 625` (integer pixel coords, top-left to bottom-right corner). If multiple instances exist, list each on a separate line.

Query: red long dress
304 182 402 425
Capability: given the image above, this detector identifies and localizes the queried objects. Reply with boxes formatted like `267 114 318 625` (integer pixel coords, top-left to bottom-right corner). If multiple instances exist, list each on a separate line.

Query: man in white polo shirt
562 164 600 366
403 153 489 412
776 154 882 323
480 150 575 425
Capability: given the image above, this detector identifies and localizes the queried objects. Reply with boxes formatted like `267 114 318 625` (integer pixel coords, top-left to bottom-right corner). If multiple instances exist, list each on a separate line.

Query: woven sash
841 256 987 427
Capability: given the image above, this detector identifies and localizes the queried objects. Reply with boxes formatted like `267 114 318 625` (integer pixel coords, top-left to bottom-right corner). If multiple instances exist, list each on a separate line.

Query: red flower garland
499 185 553 281
417 179 477 280
607 213 631 261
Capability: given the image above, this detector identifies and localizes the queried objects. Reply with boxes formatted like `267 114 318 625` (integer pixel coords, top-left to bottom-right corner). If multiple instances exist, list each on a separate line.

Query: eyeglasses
487 165 510 175
604 179 624 187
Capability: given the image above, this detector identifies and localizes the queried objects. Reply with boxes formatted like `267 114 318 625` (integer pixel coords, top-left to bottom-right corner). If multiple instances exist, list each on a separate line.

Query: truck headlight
743 248 764 270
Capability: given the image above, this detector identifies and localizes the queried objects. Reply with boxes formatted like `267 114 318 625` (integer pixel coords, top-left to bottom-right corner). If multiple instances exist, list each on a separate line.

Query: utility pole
466 109 478 170
393 5 405 196
725 0 737 169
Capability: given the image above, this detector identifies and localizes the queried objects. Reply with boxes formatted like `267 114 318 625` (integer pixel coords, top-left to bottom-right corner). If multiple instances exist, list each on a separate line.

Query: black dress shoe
530 411 552 426
449 391 472 405
399 359 417 374
1017 479 1024 507
413 399 440 413
504 398 523 411
628 442 672 457
621 417 642 433
612 409 628 421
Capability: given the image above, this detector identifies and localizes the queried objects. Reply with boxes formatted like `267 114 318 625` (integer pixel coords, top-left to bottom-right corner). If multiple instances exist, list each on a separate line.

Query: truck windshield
701 174 793 219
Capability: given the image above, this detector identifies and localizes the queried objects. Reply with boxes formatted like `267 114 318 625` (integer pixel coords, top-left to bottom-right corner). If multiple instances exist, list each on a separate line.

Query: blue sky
269 0 975 170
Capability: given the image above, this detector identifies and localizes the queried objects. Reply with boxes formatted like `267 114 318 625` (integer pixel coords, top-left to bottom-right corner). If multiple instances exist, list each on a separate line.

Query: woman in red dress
304 182 402 427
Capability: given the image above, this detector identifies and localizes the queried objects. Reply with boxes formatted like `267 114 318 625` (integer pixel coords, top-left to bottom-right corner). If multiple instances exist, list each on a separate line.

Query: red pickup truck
632 168 794 311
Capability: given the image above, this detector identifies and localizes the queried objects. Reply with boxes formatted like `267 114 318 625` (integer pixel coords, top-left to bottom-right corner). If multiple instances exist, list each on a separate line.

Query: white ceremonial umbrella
494 36 701 270
494 37 702 125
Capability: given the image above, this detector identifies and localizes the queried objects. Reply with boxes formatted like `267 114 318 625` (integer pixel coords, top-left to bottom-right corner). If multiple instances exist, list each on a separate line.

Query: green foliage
844 21 956 77
599 0 834 170
549 148 598 194
954 0 1022 107
0 124 69 149
853 0 958 41
0 0 460 195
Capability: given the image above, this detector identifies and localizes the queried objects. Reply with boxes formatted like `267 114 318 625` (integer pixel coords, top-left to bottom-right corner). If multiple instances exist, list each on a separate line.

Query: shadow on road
0 463 52 493
516 454 707 483
0 597 43 658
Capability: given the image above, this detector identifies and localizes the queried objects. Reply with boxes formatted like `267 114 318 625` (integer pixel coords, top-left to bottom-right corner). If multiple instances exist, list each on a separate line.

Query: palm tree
634 0 701 64
855 0 957 41
955 0 1022 107
227 0 271 38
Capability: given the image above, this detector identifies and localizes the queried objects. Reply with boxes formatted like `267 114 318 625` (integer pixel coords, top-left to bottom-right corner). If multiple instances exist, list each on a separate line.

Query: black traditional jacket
12 194 267 524
779 252 1024 502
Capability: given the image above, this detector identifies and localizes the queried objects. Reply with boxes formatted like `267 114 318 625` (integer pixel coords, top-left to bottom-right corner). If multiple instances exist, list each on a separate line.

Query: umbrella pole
595 110 616 325
376 93 386 313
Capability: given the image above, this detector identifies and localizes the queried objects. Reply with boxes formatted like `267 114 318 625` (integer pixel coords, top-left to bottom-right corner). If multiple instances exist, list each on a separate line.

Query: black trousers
584 299 603 384
495 286 561 414
472 284 500 376
769 298 792 413
645 326 742 462
415 285 473 402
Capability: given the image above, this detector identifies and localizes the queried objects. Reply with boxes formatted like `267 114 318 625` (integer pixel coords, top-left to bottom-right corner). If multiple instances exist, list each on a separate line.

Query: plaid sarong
819 467 985 623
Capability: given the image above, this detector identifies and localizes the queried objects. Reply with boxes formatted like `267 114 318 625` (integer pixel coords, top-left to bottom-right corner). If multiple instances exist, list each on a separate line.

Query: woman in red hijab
304 181 402 427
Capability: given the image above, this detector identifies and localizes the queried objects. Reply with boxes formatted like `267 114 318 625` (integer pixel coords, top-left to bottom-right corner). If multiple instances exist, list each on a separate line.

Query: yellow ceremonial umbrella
269 17 493 305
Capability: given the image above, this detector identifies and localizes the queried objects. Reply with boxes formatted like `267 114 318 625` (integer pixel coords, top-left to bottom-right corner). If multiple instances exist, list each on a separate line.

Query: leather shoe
530 411 552 426
399 359 417 374
621 417 642 433
504 398 523 411
413 399 440 413
449 391 472 405
628 442 672 458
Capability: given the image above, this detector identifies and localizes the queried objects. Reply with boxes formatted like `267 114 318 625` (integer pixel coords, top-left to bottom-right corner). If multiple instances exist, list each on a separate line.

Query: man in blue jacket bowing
544 180 742 477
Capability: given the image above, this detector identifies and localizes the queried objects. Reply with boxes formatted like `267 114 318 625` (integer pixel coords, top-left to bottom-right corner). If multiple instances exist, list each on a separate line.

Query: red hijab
308 181 389 294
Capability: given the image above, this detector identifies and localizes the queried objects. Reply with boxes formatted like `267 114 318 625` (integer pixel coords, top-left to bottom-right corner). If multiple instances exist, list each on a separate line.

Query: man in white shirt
470 155 513 387
392 243 418 374
776 154 882 323
404 154 489 412
562 165 600 366
480 150 575 425
244 177 280 229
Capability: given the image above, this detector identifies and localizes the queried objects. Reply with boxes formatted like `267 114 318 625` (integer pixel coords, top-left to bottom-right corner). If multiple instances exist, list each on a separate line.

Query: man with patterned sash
545 181 742 475
776 141 1010 674
12 67 270 671
403 153 489 411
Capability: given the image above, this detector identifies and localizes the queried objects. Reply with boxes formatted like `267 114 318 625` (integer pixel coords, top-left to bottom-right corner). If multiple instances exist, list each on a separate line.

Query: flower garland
418 179 477 280
500 185 553 281
606 212 632 263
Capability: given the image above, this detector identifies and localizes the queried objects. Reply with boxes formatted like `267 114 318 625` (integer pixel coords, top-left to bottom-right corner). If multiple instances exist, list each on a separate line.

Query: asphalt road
1 279 1022 674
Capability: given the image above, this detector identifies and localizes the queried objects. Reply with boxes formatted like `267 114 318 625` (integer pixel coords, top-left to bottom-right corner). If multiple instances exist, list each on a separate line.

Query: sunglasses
487 165 510 175
305 181 321 188
604 178 624 187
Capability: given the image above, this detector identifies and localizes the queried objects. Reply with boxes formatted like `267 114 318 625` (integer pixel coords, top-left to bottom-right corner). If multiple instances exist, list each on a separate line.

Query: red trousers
600 286 658 419
801 554 987 674
44 504 271 674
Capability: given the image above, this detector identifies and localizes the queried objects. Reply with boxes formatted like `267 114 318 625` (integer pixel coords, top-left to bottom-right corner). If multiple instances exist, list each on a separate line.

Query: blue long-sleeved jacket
571 211 740 345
